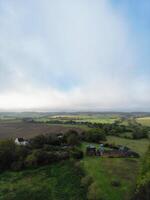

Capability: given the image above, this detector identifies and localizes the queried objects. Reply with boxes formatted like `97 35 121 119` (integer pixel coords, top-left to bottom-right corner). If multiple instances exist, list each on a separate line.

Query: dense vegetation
0 130 83 172
0 161 87 200
133 145 150 200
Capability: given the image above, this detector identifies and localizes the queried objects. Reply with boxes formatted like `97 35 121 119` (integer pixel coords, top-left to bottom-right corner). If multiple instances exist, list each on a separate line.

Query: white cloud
0 0 149 111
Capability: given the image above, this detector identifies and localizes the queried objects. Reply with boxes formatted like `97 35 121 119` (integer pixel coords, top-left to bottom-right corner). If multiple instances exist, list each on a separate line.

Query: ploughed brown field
0 122 82 139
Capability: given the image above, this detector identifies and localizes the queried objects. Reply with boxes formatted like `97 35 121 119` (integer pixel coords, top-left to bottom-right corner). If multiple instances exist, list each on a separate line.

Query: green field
107 136 150 155
0 162 86 200
75 118 117 124
36 114 118 124
80 137 150 200
136 117 150 126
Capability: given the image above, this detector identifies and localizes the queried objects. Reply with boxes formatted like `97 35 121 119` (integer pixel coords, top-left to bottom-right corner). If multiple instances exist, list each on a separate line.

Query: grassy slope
0 162 86 200
81 137 150 200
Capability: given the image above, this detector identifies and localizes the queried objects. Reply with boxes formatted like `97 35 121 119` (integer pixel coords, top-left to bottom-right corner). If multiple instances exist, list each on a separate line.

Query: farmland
0 121 83 139
0 112 149 200
0 113 119 139
35 113 119 124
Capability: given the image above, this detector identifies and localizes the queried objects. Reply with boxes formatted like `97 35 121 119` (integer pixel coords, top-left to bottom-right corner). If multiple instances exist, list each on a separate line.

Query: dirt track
0 122 82 139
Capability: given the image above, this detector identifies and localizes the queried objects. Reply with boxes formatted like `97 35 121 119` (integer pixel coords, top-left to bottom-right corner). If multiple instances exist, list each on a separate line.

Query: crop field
0 122 83 139
80 137 150 200
136 117 150 126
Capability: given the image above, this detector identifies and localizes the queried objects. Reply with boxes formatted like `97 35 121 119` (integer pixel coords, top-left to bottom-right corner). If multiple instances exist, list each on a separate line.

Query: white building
15 138 28 146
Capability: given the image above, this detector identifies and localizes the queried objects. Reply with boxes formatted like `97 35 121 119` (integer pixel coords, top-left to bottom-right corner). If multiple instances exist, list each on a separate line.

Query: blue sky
0 0 149 111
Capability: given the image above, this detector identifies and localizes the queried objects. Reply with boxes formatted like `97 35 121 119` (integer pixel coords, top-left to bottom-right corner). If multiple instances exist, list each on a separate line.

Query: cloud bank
0 0 149 111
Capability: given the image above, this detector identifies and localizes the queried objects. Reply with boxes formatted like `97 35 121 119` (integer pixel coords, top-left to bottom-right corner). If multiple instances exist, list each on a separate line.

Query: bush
70 149 83 159
132 128 148 139
81 176 93 187
0 140 17 170
73 161 85 177
11 161 24 171
30 135 47 148
65 130 80 146
87 182 105 200
55 151 69 160
134 146 150 200
25 152 38 167
15 146 30 161
85 129 106 143
46 134 61 145
25 149 64 168
111 180 121 187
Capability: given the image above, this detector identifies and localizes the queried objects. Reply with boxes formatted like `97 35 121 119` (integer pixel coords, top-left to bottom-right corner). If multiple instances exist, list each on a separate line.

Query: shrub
134 146 150 200
81 176 93 187
111 180 121 187
55 151 69 160
87 182 104 200
132 128 148 139
46 134 61 145
70 149 83 159
85 129 106 143
30 135 47 148
65 130 80 146
0 139 17 170
15 146 30 161
25 152 38 167
11 161 24 171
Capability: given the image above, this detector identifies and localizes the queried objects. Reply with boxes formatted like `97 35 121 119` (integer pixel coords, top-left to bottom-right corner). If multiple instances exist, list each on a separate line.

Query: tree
30 134 47 148
0 140 17 170
85 129 106 143
65 130 80 146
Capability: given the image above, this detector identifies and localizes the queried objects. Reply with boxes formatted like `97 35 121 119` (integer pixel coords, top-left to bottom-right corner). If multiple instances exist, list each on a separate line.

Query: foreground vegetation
134 145 150 200
0 161 87 200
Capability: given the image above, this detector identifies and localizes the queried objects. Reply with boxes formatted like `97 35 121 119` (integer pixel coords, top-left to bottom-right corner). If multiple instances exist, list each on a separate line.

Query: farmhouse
86 143 140 158
15 138 28 146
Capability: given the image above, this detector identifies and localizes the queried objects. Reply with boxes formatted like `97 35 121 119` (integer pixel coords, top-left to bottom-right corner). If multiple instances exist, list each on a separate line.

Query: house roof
17 138 24 142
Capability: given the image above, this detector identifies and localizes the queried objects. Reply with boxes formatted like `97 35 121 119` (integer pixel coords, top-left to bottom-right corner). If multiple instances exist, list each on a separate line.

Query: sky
0 0 150 112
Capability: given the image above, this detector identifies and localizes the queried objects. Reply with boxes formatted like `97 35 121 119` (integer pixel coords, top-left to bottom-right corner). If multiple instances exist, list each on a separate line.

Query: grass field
107 136 150 155
75 118 117 124
0 162 86 200
80 137 150 200
136 117 150 126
